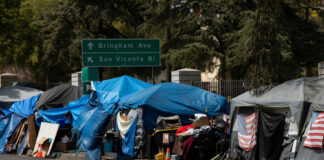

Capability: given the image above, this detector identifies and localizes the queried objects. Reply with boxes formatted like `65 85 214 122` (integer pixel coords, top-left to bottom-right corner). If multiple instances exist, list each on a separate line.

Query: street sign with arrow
82 39 160 67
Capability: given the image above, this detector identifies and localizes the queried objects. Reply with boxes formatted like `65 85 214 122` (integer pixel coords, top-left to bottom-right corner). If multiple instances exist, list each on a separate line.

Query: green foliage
0 0 39 73
0 0 323 86
32 0 148 82
223 0 324 92
138 0 224 73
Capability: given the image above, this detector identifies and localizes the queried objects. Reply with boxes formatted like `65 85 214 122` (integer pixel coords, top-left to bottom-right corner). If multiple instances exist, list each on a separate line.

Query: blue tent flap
36 95 89 126
117 117 138 157
74 76 152 160
119 83 229 129
0 113 24 153
9 94 41 117
92 75 152 109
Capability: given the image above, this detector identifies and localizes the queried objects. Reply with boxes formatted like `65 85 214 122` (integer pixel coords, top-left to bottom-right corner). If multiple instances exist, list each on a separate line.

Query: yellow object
152 128 178 136
155 152 166 160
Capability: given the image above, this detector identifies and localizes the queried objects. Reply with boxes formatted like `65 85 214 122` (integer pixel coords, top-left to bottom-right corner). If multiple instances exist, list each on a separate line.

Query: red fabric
176 125 193 136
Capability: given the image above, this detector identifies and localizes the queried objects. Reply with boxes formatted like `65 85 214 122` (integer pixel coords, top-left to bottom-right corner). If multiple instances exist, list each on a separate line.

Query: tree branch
299 3 324 11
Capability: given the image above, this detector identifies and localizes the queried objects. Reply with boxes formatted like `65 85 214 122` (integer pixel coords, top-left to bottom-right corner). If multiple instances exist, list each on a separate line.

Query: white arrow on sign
87 42 94 50
87 57 94 63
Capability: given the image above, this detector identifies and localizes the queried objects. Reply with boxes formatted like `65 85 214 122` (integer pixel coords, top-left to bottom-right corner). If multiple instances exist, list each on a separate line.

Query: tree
224 0 324 92
33 0 146 85
0 0 39 74
138 0 225 82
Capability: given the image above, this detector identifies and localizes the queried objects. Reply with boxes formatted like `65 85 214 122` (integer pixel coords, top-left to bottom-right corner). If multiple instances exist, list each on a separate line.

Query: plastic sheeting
35 84 82 110
0 113 24 153
92 75 152 109
119 83 229 129
36 95 89 126
117 116 138 157
74 76 152 160
75 92 116 160
9 94 40 117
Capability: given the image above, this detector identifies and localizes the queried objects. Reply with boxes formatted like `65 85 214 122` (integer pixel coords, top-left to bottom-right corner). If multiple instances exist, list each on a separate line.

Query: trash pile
0 75 231 160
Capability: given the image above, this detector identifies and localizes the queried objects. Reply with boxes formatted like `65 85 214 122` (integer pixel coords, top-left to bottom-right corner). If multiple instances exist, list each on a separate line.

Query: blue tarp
78 92 113 160
0 109 11 116
119 83 230 129
0 113 24 153
36 95 89 126
9 94 41 117
92 75 153 109
74 76 152 160
117 117 138 157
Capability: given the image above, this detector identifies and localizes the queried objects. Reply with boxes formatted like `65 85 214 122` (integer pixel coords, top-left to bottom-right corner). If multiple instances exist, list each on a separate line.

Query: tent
74 75 152 160
91 75 153 109
116 82 229 157
0 86 43 109
36 95 89 126
9 94 41 117
35 84 82 110
118 82 230 129
295 86 324 160
230 77 324 160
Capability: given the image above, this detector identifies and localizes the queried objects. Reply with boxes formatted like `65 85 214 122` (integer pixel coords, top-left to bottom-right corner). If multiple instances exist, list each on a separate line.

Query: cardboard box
162 133 170 144
192 117 209 128
54 142 72 152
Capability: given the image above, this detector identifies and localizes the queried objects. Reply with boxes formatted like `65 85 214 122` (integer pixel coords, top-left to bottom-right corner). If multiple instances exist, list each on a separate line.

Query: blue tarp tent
92 75 153 109
36 95 89 126
74 75 152 160
119 82 230 129
9 94 41 117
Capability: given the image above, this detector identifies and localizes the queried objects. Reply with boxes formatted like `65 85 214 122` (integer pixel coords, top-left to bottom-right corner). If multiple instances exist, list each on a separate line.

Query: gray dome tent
295 85 324 160
0 86 43 109
230 77 324 160
35 84 82 110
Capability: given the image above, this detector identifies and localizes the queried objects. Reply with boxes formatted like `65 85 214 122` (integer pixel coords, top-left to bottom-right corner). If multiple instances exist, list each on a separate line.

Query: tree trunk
305 7 309 21
165 26 171 82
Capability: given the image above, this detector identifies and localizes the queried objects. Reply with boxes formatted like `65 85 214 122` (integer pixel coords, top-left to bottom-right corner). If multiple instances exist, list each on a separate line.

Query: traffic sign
82 39 160 67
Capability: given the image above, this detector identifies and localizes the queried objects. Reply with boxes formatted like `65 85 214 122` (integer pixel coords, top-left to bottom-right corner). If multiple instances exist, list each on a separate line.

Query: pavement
0 152 87 160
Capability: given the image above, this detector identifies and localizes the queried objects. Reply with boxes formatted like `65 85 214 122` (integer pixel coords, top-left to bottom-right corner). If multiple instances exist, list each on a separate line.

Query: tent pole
152 66 154 84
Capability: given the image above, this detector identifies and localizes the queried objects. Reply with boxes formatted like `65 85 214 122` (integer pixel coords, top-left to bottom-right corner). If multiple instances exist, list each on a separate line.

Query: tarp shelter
36 95 89 126
0 112 24 153
74 75 152 160
35 84 82 110
0 86 42 109
91 75 153 109
230 77 324 160
9 94 41 117
118 82 230 129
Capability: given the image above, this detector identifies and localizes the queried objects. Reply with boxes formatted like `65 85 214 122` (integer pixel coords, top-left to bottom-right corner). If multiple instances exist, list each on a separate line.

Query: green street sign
82 39 160 67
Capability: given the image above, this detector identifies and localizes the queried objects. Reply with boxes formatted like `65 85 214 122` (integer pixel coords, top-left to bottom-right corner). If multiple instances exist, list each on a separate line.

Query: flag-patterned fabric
304 112 324 148
237 112 258 151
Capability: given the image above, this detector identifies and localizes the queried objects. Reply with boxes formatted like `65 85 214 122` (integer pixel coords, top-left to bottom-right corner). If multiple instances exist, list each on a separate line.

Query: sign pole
152 66 154 84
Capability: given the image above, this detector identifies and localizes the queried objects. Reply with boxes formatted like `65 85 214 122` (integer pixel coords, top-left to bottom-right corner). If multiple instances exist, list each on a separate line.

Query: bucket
104 140 113 152
171 154 181 160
